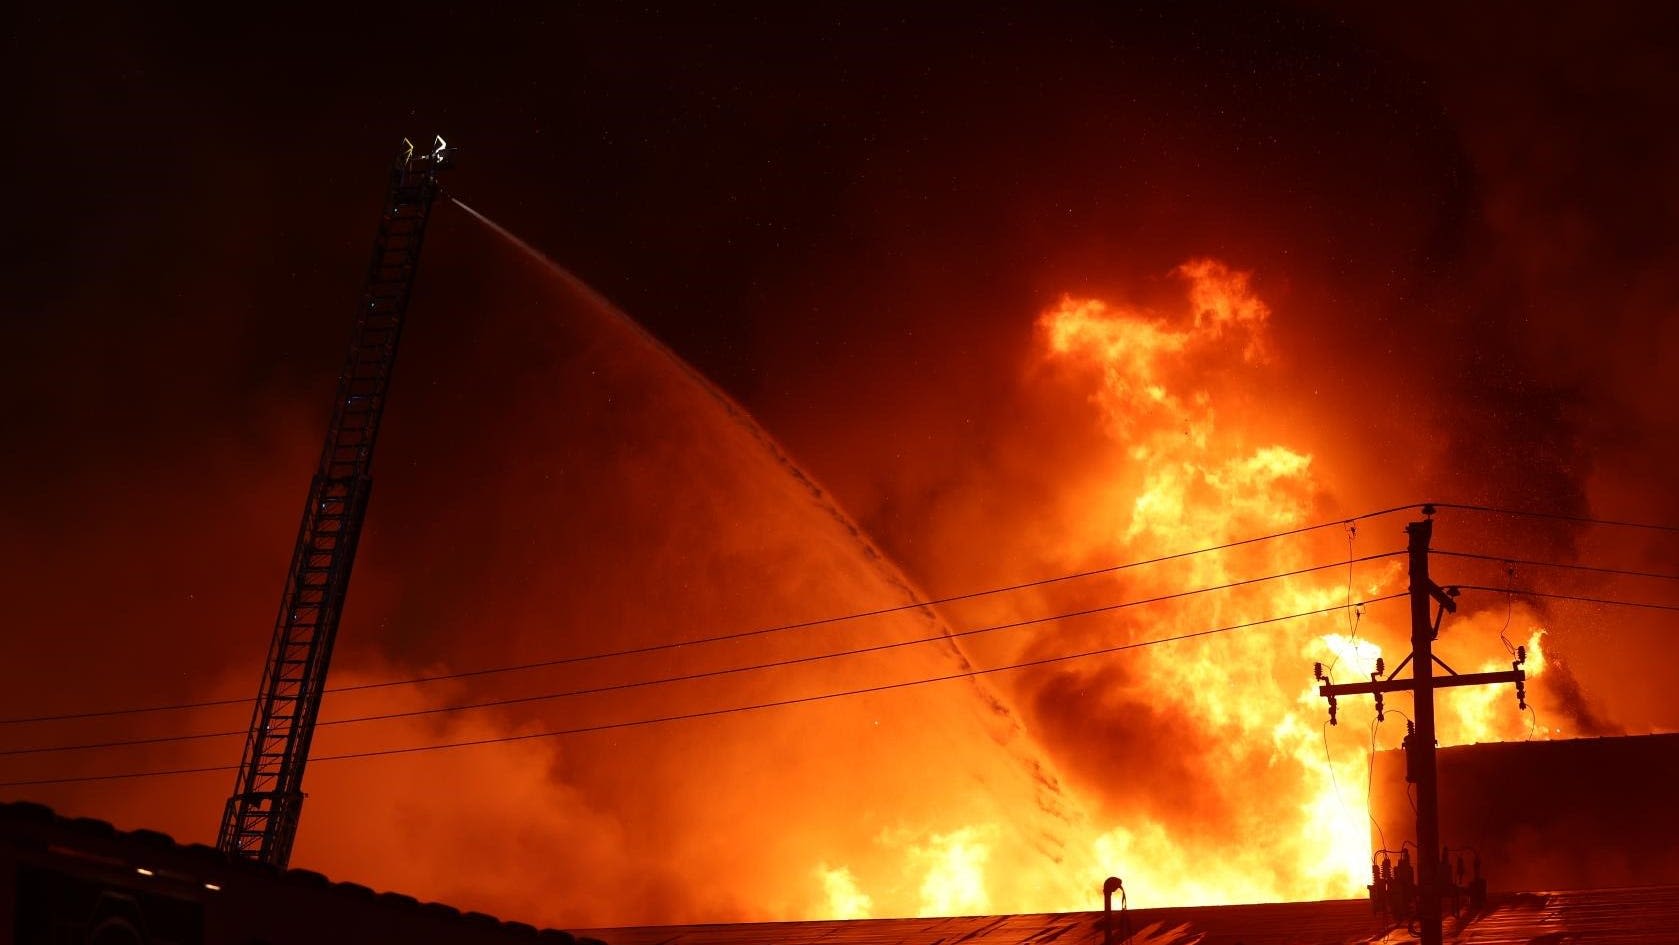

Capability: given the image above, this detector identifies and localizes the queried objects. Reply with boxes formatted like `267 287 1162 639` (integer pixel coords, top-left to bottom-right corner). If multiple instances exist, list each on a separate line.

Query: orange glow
1014 267 1378 903
817 865 874 919
2 250 1604 928
908 826 996 917
1439 627 1548 746
797 262 1579 915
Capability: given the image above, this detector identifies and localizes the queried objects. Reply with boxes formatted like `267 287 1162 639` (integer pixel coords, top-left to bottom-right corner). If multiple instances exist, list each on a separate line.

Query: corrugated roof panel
1460 886 1679 944
580 887 1679 945
580 899 1384 945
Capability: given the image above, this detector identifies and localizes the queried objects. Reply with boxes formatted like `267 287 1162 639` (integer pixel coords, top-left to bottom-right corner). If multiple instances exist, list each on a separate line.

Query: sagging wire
1325 522 1365 678
1525 702 1541 741
1347 521 1360 636
1324 702 1412 864
1322 719 1352 822
1364 715 1390 857
1364 707 1411 859
1498 561 1518 656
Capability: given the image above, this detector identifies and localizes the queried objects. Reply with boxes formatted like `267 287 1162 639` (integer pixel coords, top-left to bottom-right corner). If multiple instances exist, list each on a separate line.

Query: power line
1430 502 1679 535
0 594 1407 788
1432 549 1679 583
0 504 1429 727
0 692 251 727
5 501 1662 731
0 553 1403 758
1455 585 1679 613
1325 522 1365 679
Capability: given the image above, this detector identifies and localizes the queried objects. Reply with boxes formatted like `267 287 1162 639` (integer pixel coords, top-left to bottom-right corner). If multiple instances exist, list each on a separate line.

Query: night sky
10 5 1676 517
4 2 1678 927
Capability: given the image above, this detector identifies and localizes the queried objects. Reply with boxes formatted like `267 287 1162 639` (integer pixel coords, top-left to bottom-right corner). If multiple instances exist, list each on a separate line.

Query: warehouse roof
579 883 1679 945
0 800 593 944
9 799 1676 943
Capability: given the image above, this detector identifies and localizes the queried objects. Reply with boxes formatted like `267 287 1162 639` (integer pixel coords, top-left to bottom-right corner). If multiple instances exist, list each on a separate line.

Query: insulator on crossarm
1315 661 1324 682
1375 657 1385 677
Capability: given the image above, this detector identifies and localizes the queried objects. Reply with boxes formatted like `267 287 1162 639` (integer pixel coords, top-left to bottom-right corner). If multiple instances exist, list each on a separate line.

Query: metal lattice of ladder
218 137 452 868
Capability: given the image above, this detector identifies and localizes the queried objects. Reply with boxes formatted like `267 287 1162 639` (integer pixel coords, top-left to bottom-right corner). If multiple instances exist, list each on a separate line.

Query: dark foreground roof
580 884 1679 945
0 800 596 945
9 798 1677 944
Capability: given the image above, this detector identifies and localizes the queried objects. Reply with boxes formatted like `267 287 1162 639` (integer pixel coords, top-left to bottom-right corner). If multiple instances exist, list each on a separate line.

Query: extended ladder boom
219 137 452 867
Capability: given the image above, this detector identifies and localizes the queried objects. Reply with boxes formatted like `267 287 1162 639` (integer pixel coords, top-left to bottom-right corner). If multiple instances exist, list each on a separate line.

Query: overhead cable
1430 502 1679 535
0 504 1428 727
0 553 1403 758
0 595 1406 787
1454 585 1679 613
1433 549 1679 584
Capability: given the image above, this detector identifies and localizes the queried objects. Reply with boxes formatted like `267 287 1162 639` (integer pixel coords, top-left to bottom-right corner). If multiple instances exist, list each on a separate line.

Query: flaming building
3 4 1678 937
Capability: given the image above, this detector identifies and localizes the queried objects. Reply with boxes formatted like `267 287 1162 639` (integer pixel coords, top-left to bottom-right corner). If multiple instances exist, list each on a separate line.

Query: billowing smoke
286 236 1107 925
3 3 1675 932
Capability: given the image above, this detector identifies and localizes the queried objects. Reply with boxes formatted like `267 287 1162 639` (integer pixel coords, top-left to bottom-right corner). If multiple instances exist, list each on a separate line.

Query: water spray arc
217 136 453 868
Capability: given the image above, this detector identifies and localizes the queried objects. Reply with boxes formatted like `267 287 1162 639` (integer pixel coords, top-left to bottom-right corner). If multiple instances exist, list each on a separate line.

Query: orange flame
801 260 1567 916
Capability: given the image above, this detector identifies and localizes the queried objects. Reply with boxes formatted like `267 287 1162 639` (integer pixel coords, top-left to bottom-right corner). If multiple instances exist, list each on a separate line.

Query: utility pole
1315 506 1527 945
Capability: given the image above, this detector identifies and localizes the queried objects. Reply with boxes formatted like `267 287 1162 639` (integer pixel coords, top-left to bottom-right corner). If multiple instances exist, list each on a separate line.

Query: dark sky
4 1 1678 926
6 4 1466 400
9 2 1675 597
7 4 1673 503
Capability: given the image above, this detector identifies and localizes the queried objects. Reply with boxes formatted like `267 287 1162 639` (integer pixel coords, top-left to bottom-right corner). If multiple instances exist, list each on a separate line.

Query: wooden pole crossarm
1426 580 1458 612
1319 669 1524 699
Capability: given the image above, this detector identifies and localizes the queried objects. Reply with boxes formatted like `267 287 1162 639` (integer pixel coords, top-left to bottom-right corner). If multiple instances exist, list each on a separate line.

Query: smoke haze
3 1 1677 929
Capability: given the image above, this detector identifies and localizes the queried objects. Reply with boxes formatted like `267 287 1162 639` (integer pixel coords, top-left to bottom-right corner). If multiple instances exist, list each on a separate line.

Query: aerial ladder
218 136 453 867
